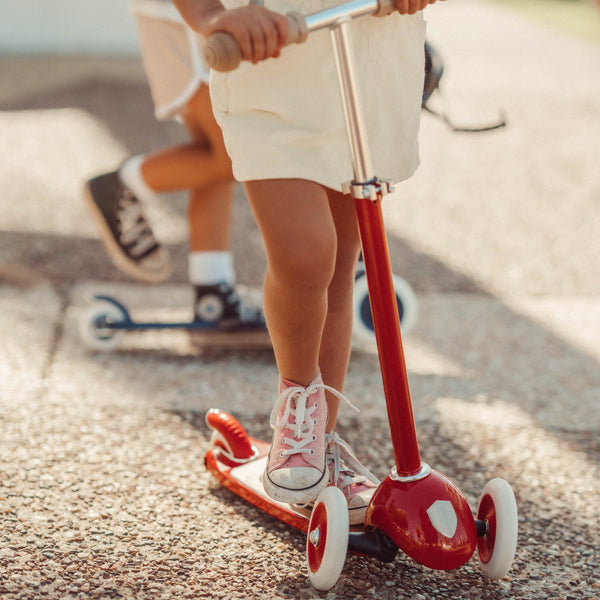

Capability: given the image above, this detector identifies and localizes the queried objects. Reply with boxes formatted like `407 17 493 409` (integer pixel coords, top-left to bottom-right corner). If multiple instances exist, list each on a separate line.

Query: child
174 0 439 523
85 0 262 327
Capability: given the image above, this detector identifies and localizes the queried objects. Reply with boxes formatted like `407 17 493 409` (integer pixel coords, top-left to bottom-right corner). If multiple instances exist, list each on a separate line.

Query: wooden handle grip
204 11 308 72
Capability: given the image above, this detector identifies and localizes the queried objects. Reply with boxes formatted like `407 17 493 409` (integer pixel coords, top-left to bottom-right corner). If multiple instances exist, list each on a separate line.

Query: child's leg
244 178 339 387
175 86 262 325
246 179 374 508
140 85 233 193
178 86 236 283
318 188 361 428
85 84 233 284
245 180 360 422
187 181 233 252
245 178 337 502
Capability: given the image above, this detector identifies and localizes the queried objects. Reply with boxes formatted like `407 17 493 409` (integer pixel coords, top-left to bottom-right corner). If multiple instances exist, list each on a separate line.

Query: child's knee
272 230 336 290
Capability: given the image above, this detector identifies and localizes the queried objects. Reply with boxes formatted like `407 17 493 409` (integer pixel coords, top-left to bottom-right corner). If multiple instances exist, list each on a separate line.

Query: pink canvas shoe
263 374 329 504
325 433 380 526
263 374 360 504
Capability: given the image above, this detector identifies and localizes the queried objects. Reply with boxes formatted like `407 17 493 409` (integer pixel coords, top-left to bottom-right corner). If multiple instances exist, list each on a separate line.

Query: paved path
1 1 599 598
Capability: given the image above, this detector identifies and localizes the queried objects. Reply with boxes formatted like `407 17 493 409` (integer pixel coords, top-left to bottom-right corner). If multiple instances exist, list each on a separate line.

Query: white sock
119 154 158 201
188 251 235 287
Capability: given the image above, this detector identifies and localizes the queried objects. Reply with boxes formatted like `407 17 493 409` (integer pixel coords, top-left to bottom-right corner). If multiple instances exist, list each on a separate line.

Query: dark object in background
422 41 507 132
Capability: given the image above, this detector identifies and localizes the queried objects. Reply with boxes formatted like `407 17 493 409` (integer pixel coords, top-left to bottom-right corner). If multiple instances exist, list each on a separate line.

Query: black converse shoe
85 170 171 283
194 282 265 329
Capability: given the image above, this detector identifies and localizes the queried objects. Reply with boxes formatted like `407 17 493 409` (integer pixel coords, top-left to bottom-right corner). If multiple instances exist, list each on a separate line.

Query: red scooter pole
353 194 422 476
330 16 477 570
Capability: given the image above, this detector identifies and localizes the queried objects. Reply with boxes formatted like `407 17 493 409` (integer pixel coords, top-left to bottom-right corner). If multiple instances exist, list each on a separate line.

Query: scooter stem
330 13 477 572
330 18 422 477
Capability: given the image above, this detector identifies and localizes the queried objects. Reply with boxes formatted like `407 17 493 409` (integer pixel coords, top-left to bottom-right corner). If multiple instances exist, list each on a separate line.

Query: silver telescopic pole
304 0 378 31
329 18 374 184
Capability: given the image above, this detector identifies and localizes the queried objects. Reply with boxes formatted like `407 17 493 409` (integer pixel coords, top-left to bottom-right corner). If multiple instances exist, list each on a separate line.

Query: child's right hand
394 0 446 14
201 5 289 64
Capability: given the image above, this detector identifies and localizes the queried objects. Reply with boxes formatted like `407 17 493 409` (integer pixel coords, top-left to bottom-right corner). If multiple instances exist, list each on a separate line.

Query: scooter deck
205 439 311 532
84 294 272 350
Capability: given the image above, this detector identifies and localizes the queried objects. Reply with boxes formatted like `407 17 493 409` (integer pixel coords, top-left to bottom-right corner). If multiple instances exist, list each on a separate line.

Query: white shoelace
270 383 359 459
325 432 380 491
117 192 157 257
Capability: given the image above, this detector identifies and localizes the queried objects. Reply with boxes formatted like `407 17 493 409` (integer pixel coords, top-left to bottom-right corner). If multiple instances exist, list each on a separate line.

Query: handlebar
204 0 396 72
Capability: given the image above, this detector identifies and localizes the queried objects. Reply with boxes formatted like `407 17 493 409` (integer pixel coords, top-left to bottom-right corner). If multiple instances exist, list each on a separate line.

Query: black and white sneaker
194 282 265 330
85 170 171 283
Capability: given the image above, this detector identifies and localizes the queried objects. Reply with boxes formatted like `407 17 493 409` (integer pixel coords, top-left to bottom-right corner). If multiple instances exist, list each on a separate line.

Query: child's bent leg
141 85 233 193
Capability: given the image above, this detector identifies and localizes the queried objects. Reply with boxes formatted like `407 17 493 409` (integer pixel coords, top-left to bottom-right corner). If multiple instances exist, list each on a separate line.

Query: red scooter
203 0 518 590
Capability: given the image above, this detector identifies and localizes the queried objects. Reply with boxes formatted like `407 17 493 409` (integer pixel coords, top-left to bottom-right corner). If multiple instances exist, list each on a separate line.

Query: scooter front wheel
306 486 349 591
476 478 518 580
79 301 127 351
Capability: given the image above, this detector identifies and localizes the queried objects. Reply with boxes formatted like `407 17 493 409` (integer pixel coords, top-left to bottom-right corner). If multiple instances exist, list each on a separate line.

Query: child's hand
201 5 289 64
394 0 445 14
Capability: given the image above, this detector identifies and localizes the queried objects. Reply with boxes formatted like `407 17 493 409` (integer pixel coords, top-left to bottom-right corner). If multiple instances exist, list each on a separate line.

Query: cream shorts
131 0 209 120
210 0 427 191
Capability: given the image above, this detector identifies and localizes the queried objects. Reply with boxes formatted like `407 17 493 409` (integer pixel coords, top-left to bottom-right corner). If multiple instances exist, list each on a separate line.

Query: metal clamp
342 177 394 201
389 462 431 483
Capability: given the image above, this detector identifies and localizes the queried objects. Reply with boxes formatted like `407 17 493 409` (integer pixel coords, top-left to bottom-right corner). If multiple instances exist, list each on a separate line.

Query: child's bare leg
247 178 339 502
141 85 233 193
245 178 337 386
319 188 361 430
244 180 360 421
248 179 371 505
188 181 233 251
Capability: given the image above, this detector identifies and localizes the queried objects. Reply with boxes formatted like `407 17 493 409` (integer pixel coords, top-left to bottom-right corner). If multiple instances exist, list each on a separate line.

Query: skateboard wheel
352 272 418 345
476 478 518 580
206 409 257 462
306 486 349 591
79 301 126 352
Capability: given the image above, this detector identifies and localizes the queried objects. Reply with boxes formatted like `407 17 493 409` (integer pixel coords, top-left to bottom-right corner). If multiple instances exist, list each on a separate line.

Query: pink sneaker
263 374 329 504
325 433 380 526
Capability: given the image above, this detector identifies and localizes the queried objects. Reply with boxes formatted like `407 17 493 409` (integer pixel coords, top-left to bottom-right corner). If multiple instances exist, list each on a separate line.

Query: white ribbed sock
119 154 158 201
188 251 235 286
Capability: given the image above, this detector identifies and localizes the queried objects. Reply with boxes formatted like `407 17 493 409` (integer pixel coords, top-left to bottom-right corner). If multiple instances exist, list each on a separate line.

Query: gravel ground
1 0 599 598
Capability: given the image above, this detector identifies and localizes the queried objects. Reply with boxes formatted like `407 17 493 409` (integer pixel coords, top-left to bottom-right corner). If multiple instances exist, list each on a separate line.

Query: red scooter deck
205 438 311 532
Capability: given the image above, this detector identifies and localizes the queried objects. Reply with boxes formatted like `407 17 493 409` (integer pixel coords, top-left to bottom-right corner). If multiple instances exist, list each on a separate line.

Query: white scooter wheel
353 273 418 345
476 478 518 580
79 301 126 352
306 486 349 591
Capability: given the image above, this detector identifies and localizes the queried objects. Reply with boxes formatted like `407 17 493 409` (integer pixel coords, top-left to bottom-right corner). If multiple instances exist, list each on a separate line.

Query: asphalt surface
1 1 599 598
